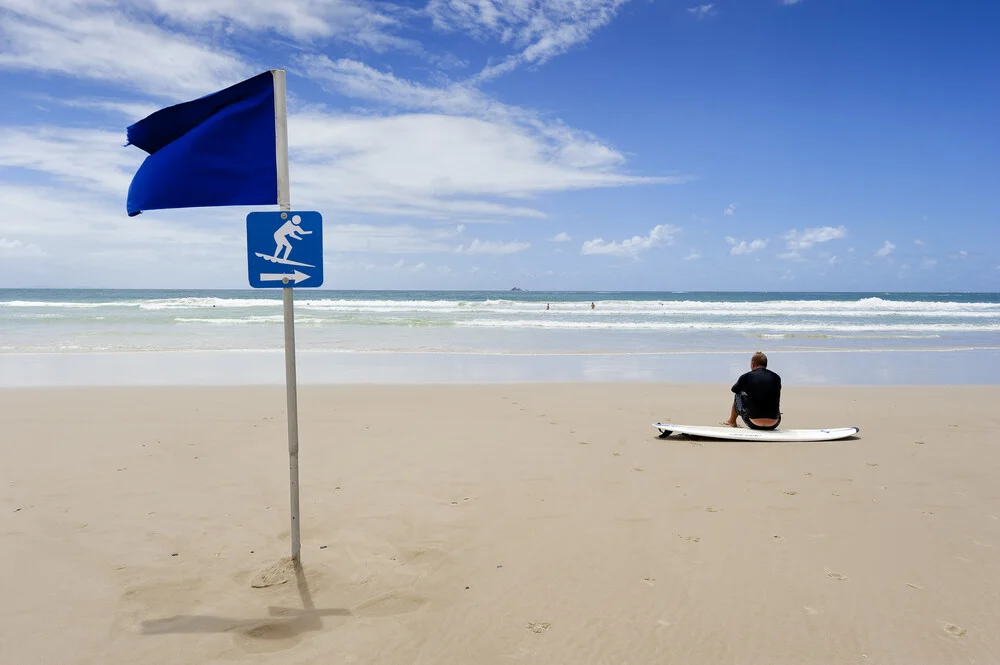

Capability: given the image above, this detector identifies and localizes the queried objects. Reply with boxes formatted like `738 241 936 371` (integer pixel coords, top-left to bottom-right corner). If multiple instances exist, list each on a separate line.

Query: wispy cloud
922 258 937 269
688 4 715 19
0 237 46 258
0 1 253 99
327 223 464 254
581 224 679 257
724 202 736 215
294 57 678 220
875 241 895 258
550 232 572 242
783 225 847 250
456 239 531 255
684 250 701 260
425 0 632 81
726 236 768 255
914 238 925 245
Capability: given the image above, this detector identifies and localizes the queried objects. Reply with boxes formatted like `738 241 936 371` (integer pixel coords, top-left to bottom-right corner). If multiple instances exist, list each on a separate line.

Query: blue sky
0 0 997 291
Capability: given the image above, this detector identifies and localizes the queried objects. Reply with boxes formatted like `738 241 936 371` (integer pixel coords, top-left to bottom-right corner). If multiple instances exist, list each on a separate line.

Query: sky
0 0 997 291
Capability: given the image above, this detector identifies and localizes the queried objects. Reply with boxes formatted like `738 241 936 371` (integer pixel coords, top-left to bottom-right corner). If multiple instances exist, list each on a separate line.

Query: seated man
723 351 781 430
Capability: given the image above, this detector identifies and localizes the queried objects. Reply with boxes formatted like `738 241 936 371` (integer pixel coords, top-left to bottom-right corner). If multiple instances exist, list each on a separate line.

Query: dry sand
1 383 999 664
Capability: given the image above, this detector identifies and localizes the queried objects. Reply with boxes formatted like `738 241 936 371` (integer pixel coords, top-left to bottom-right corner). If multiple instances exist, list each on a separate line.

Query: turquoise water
2 289 998 386
1 289 999 354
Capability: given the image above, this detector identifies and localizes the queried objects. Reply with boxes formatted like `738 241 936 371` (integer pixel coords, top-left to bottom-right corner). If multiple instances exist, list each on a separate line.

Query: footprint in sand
784 490 799 496
944 624 967 639
642 577 656 586
803 606 823 616
826 571 849 581
705 506 722 513
527 622 551 634
678 535 701 543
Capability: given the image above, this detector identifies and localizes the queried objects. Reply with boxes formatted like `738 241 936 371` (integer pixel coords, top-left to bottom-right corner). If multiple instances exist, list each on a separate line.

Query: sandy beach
2 383 999 664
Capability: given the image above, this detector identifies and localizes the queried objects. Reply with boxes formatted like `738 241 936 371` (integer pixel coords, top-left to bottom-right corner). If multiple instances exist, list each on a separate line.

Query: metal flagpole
272 68 301 563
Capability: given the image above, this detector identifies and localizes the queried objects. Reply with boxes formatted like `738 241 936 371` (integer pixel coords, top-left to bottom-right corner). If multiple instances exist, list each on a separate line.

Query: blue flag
126 71 279 216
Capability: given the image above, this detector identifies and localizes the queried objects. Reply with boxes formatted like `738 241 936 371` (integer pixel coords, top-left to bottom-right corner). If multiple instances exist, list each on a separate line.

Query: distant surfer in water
272 214 312 260
723 351 781 430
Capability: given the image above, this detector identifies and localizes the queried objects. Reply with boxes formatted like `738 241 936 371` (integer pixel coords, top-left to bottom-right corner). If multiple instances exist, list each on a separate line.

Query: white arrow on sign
260 270 311 284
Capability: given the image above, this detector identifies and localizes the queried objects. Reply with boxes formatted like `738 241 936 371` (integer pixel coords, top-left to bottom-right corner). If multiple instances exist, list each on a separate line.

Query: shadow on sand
140 561 349 639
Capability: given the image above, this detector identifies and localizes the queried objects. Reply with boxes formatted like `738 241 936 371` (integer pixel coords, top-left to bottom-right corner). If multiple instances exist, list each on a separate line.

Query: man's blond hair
751 351 768 368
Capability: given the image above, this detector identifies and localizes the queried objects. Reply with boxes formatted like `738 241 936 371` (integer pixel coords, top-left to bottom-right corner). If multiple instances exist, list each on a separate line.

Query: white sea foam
455 319 1000 333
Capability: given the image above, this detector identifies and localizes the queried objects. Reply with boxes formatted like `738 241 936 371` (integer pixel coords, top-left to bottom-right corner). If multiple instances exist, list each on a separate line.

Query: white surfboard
653 423 859 442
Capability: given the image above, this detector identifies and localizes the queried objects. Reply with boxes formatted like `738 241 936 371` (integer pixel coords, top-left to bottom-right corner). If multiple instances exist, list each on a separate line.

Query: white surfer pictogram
254 214 315 267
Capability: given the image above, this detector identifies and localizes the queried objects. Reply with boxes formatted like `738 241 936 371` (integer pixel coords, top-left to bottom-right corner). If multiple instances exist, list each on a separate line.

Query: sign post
245 71 324 562
247 207 324 564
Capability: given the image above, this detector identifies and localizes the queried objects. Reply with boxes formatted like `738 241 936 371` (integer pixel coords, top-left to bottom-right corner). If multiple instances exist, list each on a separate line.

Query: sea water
1 289 998 386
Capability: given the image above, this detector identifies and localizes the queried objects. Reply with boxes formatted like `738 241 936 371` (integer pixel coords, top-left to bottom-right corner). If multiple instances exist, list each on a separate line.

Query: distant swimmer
723 351 782 431
546 304 550 310
591 302 595 310
272 214 312 261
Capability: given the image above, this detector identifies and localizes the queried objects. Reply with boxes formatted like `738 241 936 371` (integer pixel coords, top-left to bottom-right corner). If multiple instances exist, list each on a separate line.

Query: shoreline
2 347 999 388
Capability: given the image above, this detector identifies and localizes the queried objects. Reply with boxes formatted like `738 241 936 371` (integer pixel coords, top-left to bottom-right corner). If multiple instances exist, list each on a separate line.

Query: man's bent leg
723 396 739 427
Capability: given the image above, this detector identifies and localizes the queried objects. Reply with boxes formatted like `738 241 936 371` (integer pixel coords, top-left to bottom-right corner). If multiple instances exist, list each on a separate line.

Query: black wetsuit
732 367 782 429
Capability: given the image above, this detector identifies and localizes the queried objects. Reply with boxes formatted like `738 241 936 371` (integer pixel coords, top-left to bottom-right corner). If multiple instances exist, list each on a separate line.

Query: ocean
2 289 999 386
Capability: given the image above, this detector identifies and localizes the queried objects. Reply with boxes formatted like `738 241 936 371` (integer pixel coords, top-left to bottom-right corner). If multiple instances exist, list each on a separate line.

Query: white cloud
724 203 736 215
0 0 415 100
327 223 463 254
550 232 572 242
726 236 767 255
957 250 968 259
914 239 925 245
688 4 715 19
683 250 701 261
290 111 661 220
783 225 847 250
303 57 657 170
456 239 531 255
142 0 415 49
0 126 141 195
581 224 679 257
0 0 253 99
778 250 805 262
291 58 678 220
425 0 631 81
0 237 46 258
828 255 838 265
922 258 937 269
875 240 895 258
